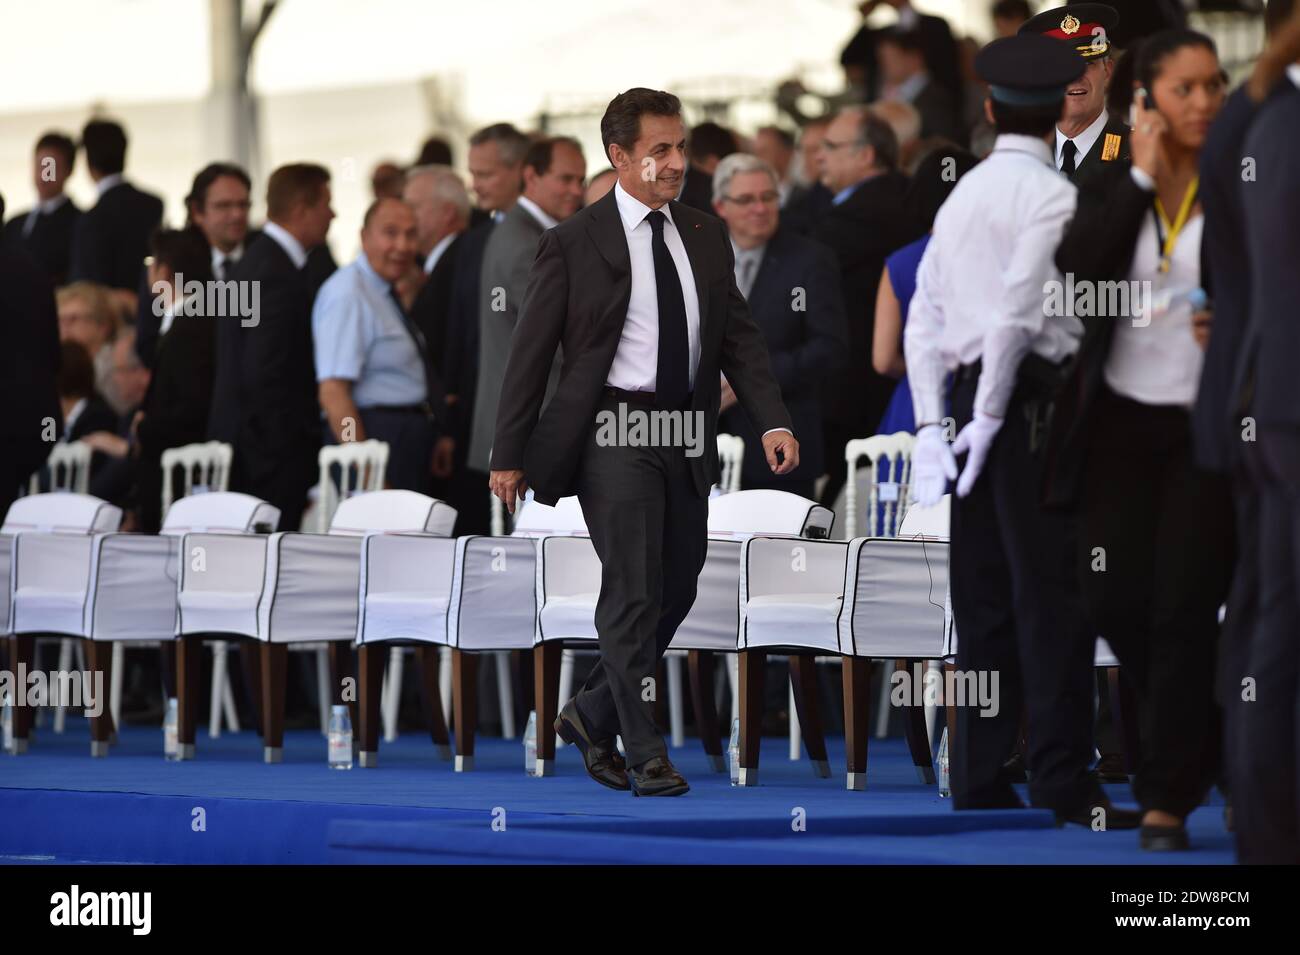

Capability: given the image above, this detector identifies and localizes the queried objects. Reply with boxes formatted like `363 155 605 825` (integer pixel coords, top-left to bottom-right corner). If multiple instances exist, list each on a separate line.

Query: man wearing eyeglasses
714 152 847 499
811 106 914 507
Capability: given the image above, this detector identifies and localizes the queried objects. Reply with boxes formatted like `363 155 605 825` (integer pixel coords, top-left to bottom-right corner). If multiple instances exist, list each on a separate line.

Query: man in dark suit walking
211 163 334 531
69 119 164 297
713 152 847 499
3 131 81 286
490 88 798 795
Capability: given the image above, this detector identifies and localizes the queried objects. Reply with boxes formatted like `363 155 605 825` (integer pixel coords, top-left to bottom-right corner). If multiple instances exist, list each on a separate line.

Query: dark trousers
355 407 436 494
1221 458 1259 831
1236 425 1300 863
949 373 1097 814
1081 386 1232 818
572 395 709 768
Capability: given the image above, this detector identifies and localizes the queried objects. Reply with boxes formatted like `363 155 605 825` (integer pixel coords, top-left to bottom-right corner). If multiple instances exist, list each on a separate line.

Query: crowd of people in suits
1 0 1298 854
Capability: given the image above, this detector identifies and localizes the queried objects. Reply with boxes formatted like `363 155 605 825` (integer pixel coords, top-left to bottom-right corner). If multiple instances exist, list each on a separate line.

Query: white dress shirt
211 243 244 281
262 220 308 270
94 173 124 199
515 195 558 231
1104 212 1205 407
1055 109 1109 173
62 397 87 440
906 134 1081 425
423 232 457 274
607 181 702 392
731 241 765 298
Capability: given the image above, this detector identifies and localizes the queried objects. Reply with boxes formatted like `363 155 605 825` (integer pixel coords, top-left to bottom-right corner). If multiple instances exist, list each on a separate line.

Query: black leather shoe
1140 822 1189 851
554 699 629 791
1054 799 1142 830
629 755 690 797
1091 752 1129 783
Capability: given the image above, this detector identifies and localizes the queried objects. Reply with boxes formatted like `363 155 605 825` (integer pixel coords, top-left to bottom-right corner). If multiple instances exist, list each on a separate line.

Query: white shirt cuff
1130 165 1156 192
761 428 793 438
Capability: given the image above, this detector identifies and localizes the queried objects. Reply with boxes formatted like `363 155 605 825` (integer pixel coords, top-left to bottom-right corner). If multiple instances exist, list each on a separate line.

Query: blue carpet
0 718 1234 864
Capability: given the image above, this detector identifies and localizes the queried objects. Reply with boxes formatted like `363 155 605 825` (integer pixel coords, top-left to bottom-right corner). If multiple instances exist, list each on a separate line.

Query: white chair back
328 489 457 537
716 433 745 494
2 492 122 536
161 491 281 536
510 494 588 537
28 442 92 496
844 432 915 539
161 441 233 514
898 495 951 539
318 440 389 532
706 489 833 540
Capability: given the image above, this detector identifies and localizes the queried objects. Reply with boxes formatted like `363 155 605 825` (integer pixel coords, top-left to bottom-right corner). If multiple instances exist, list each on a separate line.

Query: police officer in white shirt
904 33 1140 829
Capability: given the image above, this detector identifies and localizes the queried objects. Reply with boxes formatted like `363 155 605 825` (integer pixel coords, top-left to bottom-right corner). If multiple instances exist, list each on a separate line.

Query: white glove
951 412 1004 498
911 424 957 507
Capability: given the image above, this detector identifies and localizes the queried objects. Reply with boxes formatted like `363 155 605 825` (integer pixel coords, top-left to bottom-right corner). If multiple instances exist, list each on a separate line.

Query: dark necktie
1061 139 1078 177
646 210 689 410
390 286 436 406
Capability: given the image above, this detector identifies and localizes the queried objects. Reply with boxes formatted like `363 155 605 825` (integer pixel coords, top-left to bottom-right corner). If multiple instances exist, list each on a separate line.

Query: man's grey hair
837 105 900 172
405 163 471 224
712 152 780 205
468 122 532 166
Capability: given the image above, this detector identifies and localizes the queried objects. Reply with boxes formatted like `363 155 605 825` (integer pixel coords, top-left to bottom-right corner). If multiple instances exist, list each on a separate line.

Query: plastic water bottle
1 690 13 754
523 710 537 775
937 726 950 798
328 704 353 770
163 697 180 761
728 716 740 786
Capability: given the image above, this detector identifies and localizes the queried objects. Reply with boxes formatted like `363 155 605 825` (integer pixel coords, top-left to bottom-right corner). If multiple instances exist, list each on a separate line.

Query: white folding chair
28 442 92 496
4 494 123 754
842 432 915 540
715 433 745 494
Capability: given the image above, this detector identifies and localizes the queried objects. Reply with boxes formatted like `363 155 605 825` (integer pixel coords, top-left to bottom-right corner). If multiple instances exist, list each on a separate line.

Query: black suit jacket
442 219 494 455
411 232 463 380
782 181 833 236
1240 83 1300 431
491 188 793 504
1068 114 1131 192
911 79 963 143
677 165 716 215
0 245 61 514
137 311 216 529
3 198 80 286
845 14 962 106
209 233 321 497
67 392 120 481
70 181 164 291
811 170 916 430
720 229 847 486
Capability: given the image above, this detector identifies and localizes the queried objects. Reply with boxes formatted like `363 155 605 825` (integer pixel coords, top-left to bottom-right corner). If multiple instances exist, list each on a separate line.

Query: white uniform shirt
905 134 1081 425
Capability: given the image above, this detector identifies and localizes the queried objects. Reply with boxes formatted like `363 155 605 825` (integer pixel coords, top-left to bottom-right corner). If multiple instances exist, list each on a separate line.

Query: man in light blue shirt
314 196 441 492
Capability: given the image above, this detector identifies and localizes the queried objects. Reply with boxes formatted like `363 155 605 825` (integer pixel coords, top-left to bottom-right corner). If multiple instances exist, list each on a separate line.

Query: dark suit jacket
442 218 495 458
677 165 716 215
844 14 962 106
1192 85 1265 471
70 181 164 291
491 188 793 504
910 79 963 143
136 312 216 530
720 229 847 486
66 392 120 482
209 233 321 504
411 232 463 378
3 198 80 286
782 181 833 236
1068 114 1131 192
811 170 916 431
1240 83 1300 432
0 245 61 514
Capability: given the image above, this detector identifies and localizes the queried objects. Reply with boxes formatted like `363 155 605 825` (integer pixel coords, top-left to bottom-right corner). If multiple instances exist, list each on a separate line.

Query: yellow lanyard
1154 176 1199 274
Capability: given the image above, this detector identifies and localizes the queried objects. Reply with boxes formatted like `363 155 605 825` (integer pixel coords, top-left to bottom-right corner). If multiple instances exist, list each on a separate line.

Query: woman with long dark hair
1053 29 1231 851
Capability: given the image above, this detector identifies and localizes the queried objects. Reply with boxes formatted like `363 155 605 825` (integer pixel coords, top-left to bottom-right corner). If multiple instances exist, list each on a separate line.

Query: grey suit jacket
468 203 555 471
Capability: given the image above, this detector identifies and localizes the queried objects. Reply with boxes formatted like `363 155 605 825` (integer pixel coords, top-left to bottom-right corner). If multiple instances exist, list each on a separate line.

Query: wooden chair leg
843 656 871 790
1106 666 1140 777
84 640 113 756
897 659 936 784
260 642 287 762
175 634 203 759
688 650 725 772
452 649 480 771
8 636 35 753
789 653 831 778
327 641 357 730
418 646 451 759
239 641 263 736
158 641 177 700
356 644 385 767
737 649 765 786
532 642 561 776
